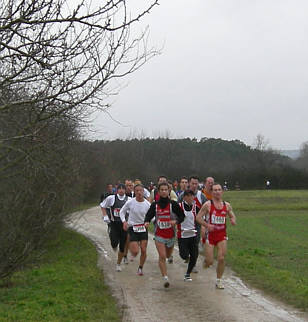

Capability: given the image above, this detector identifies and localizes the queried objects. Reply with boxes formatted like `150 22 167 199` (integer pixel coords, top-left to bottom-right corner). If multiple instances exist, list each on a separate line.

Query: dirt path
67 207 308 322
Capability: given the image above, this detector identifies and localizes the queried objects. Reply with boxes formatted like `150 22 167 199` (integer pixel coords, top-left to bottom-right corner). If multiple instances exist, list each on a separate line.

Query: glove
103 216 110 224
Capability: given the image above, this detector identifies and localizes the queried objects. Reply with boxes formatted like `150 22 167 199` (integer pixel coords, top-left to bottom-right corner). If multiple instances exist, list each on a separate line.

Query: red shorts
207 231 228 246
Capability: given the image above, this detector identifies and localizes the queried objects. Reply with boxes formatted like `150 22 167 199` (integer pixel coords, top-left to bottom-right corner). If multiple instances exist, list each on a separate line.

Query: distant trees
84 137 308 197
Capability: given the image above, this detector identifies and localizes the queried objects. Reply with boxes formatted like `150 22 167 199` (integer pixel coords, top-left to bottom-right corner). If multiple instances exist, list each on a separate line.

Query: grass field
0 228 120 321
224 189 308 310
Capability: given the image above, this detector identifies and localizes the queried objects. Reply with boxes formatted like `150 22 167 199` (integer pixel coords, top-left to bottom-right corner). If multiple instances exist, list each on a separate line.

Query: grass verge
0 228 120 321
224 190 308 310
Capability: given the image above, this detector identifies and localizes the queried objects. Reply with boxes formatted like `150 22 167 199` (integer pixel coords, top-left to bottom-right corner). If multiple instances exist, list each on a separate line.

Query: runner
100 183 114 203
178 175 207 272
123 179 135 264
149 175 168 202
177 190 206 281
120 184 151 276
100 183 130 272
144 182 185 288
202 177 214 201
196 183 236 289
176 176 188 197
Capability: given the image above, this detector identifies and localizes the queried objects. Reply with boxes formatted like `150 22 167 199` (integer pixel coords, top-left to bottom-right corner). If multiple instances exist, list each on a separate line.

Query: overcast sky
90 0 308 150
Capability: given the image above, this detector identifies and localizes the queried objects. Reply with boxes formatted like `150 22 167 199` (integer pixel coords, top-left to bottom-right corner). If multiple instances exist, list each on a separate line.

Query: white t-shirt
99 194 130 208
119 198 151 226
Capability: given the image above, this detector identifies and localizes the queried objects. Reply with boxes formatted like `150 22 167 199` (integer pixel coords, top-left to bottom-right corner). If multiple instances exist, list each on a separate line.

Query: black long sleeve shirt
144 197 185 224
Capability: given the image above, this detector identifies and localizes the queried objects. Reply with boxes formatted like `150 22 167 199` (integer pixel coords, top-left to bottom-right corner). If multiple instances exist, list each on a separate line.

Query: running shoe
116 264 122 272
216 278 224 289
167 256 173 264
123 256 129 265
191 266 198 273
137 268 143 276
163 276 170 288
184 274 192 282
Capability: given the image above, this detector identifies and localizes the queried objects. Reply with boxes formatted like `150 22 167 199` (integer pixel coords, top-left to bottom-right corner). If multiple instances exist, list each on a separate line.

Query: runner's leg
187 237 198 275
216 240 227 279
205 242 214 267
129 241 139 258
155 240 167 277
139 240 148 268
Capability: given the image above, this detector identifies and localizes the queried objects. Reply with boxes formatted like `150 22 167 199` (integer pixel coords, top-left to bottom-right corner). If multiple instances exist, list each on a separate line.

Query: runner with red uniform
196 183 236 289
145 182 185 288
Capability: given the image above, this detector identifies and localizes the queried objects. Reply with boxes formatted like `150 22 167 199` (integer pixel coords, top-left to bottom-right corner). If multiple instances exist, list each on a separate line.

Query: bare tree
0 0 159 142
253 133 270 151
0 0 159 279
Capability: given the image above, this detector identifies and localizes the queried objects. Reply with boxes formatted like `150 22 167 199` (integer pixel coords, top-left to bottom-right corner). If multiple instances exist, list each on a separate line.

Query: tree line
82 137 308 199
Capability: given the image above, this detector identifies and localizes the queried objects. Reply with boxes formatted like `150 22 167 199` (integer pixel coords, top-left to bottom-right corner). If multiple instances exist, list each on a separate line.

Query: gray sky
90 0 308 150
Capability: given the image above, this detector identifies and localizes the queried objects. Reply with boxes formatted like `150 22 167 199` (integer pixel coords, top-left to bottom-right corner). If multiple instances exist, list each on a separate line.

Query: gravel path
66 207 308 322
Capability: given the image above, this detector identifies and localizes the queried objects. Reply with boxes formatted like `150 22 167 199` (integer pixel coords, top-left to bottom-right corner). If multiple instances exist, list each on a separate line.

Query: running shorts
207 231 228 246
154 235 175 248
128 226 148 242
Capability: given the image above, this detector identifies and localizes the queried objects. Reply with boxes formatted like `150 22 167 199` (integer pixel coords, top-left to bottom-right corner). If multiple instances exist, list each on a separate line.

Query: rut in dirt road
67 207 308 322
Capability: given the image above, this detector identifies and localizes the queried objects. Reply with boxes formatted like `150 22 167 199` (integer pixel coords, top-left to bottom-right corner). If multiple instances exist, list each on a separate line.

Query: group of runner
100 176 236 289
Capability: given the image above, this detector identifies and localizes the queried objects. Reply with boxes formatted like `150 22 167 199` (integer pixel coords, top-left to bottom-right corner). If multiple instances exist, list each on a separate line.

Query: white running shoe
191 266 198 273
184 274 192 282
137 268 143 276
123 256 129 265
163 276 170 288
167 256 173 264
116 264 122 272
216 278 224 289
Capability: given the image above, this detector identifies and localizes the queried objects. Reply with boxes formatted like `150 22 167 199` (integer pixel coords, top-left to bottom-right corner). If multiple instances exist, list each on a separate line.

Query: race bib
114 208 120 217
212 215 225 225
157 220 171 229
133 224 146 233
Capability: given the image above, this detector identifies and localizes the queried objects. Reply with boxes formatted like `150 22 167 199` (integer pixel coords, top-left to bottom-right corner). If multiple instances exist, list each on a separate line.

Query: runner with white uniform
120 184 151 276
177 190 201 281
100 183 131 272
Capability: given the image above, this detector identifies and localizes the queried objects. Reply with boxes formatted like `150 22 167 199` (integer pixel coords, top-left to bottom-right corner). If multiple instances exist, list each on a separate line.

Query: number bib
157 220 171 229
133 224 146 233
212 215 225 225
113 208 120 217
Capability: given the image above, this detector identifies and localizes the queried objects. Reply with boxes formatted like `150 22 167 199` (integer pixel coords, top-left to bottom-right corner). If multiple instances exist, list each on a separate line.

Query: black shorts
128 226 148 242
109 221 127 252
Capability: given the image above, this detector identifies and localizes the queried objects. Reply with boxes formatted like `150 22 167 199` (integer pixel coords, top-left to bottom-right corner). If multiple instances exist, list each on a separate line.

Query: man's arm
171 201 185 224
119 200 130 223
226 202 236 225
196 201 214 231
144 202 156 228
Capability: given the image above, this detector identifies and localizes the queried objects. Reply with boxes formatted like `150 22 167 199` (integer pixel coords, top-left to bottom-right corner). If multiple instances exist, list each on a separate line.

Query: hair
158 182 169 190
189 175 199 182
212 182 222 189
106 183 113 186
158 175 167 181
183 189 194 197
180 176 188 181
134 183 144 191
117 183 126 190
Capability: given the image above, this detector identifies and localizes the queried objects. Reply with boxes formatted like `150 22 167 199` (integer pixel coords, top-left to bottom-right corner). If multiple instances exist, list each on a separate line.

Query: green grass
0 229 120 321
224 190 308 310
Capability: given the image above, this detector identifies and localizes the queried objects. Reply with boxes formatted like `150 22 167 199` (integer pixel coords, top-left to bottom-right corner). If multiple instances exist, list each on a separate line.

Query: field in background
224 190 308 310
0 229 120 321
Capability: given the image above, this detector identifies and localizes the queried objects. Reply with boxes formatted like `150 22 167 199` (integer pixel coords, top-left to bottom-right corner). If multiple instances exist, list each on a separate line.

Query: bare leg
205 243 214 267
216 240 227 278
117 251 125 265
139 240 148 267
129 241 139 258
155 241 167 276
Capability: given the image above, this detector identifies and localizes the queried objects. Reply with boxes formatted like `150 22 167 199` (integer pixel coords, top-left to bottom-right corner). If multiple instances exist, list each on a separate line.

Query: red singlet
207 200 228 246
